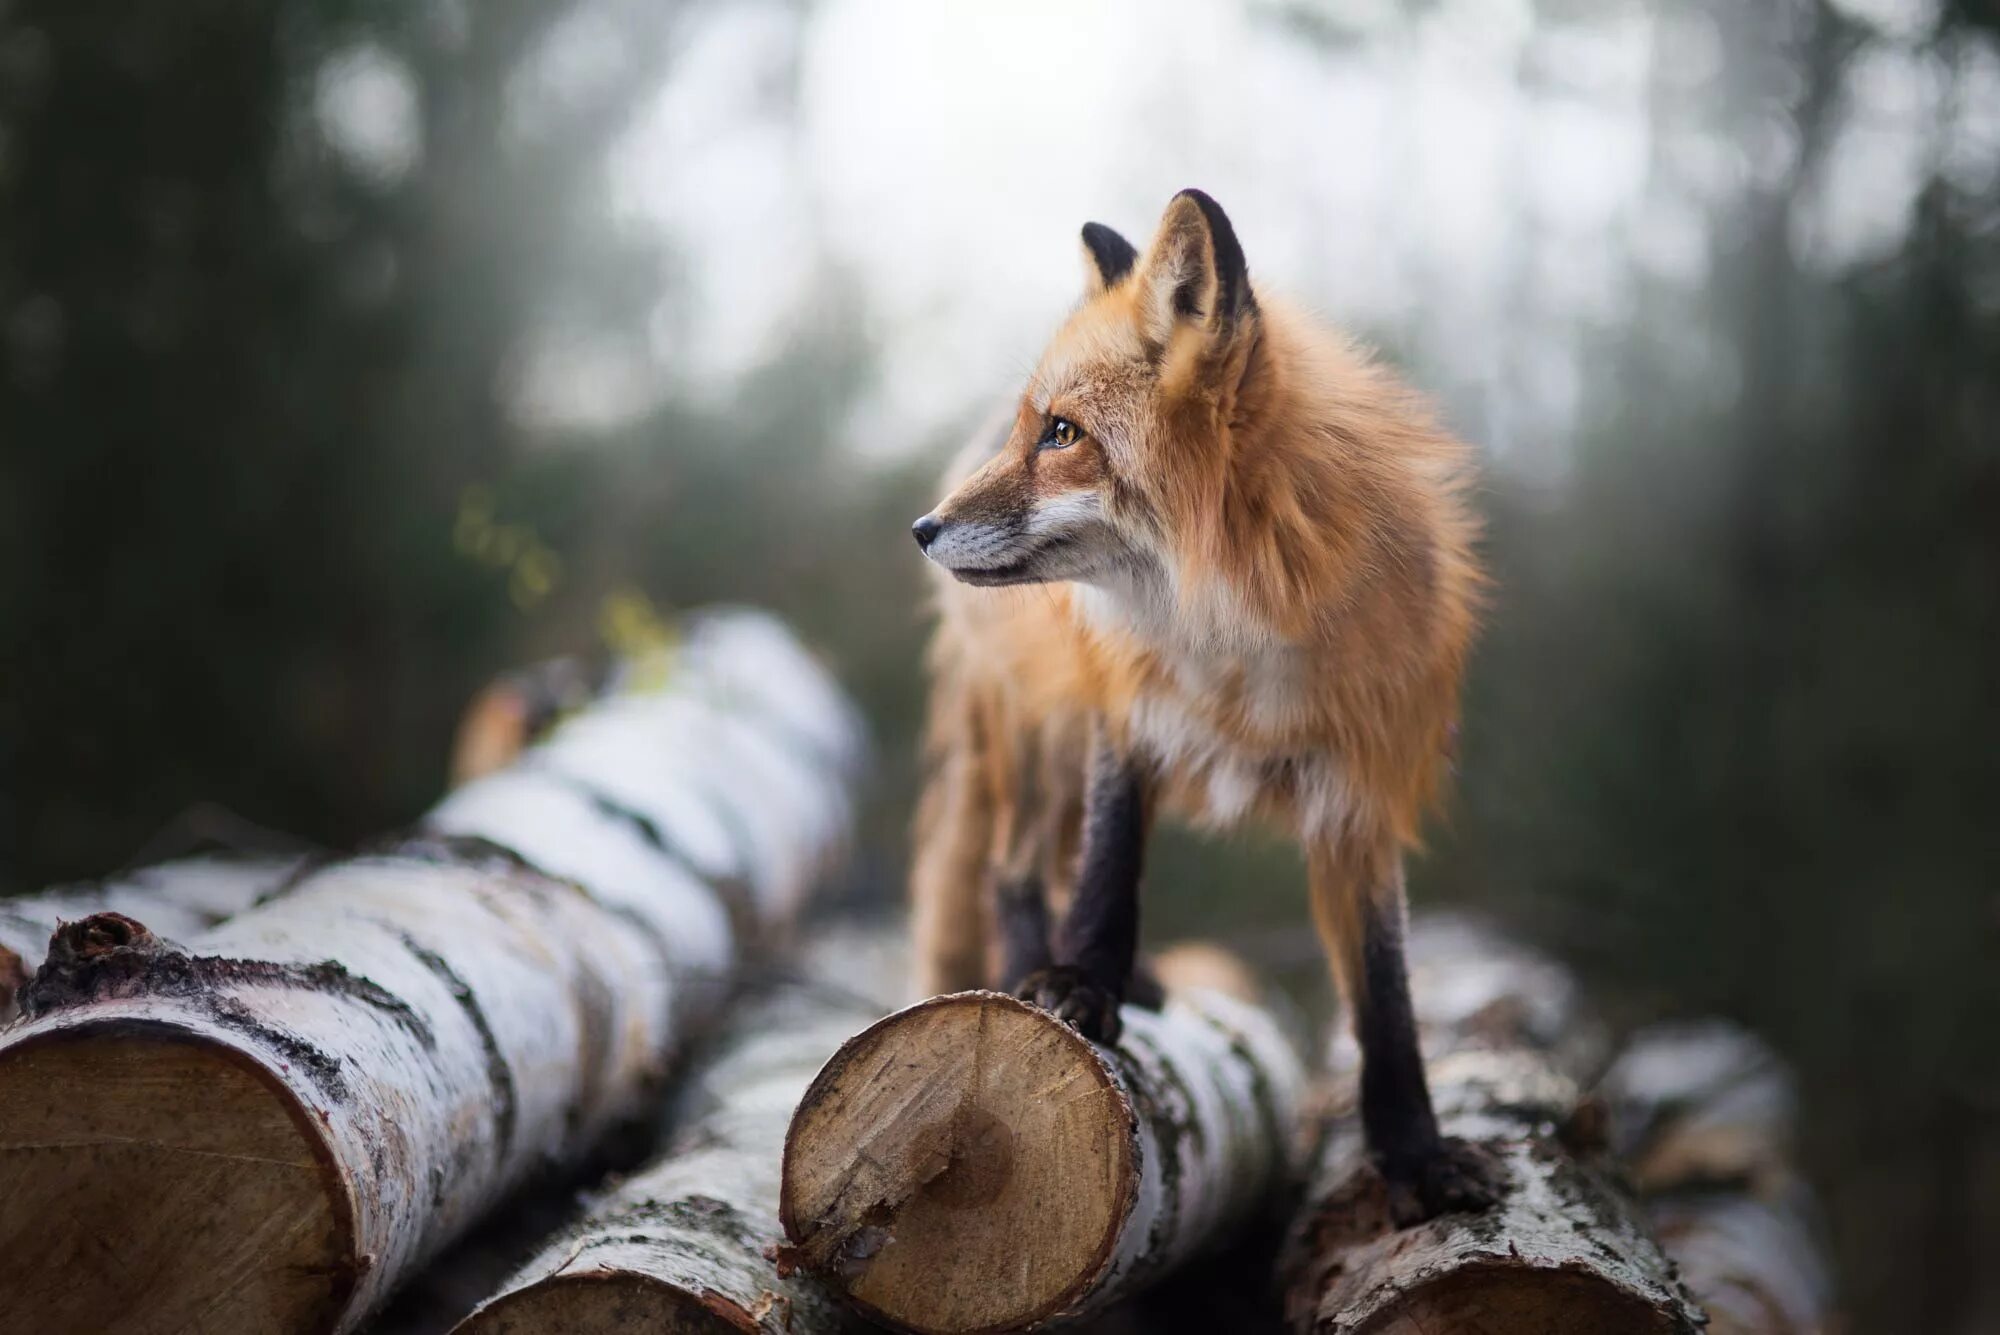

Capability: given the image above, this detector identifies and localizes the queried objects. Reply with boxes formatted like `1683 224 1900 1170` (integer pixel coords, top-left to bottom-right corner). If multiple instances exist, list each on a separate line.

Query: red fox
908 190 1492 1220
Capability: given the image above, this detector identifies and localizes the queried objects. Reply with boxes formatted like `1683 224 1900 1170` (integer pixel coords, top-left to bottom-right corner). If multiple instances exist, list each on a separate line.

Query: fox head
912 189 1259 591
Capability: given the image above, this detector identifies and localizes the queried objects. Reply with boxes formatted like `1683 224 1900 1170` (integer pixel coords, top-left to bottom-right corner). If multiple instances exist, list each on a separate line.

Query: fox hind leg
910 739 995 997
995 871 1054 989
1309 841 1499 1224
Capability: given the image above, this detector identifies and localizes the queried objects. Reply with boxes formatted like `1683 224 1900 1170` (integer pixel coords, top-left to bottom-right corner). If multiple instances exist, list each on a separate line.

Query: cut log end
454 1271 762 1334
1363 1266 1690 1335
0 1025 351 1335
779 990 1135 1334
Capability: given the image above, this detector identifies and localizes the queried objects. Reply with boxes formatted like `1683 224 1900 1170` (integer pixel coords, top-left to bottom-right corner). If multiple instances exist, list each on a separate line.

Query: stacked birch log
0 606 1832 1335
0 608 863 1335
370 917 1834 1335
447 926 907 1335
1601 1022 1835 1335
1279 916 1834 1335
775 951 1309 1334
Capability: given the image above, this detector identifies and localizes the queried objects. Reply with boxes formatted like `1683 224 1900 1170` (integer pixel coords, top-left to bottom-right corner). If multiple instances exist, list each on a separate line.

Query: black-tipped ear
1170 189 1253 324
1134 189 1255 346
1080 222 1138 294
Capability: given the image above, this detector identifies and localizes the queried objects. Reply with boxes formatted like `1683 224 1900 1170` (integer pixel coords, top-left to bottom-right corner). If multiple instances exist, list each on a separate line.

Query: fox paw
1383 1137 1503 1227
1016 966 1123 1044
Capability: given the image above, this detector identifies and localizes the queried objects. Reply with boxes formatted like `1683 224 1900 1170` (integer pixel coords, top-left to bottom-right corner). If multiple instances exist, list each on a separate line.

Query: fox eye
1040 416 1082 450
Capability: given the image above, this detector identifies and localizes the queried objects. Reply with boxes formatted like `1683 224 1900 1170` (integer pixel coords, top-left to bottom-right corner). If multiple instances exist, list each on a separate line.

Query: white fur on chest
1080 565 1361 843
1126 689 1355 844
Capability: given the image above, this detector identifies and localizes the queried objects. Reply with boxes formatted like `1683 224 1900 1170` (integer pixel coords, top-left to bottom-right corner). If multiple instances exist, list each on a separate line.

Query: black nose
911 514 942 551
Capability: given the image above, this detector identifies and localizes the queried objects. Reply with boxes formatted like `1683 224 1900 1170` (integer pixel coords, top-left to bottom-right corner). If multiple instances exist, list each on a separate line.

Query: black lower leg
1354 890 1499 1221
1353 894 1442 1177
1020 737 1147 1042
1057 741 1146 989
995 872 1052 991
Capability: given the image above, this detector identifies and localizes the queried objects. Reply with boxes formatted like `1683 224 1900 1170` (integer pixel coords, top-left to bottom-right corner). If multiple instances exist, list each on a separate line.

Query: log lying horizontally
1280 916 1704 1335
1603 1023 1834 1335
777 965 1307 1334
452 926 905 1335
0 853 301 1020
0 610 862 1335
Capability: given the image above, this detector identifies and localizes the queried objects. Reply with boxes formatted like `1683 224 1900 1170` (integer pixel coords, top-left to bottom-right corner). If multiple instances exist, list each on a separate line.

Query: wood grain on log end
1364 1266 1687 1335
0 1025 351 1335
779 990 1135 1334
455 1270 763 1334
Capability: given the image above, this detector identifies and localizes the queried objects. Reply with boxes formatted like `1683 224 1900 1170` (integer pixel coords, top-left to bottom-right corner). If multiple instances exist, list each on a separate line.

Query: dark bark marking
206 994 350 1100
397 932 518 1161
564 948 619 1142
535 771 758 937
23 914 435 1047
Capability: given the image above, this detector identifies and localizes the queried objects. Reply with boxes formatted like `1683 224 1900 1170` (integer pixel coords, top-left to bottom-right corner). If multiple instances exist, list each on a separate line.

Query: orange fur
910 192 1482 1005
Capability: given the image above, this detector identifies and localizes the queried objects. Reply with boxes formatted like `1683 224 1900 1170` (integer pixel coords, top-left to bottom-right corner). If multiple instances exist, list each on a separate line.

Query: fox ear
1080 222 1138 294
1134 189 1255 345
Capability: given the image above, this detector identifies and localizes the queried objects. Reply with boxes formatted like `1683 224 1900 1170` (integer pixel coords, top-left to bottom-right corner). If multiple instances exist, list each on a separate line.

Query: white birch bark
1603 1023 1834 1335
451 927 903 1335
0 610 862 1335
778 979 1307 1334
0 854 302 1019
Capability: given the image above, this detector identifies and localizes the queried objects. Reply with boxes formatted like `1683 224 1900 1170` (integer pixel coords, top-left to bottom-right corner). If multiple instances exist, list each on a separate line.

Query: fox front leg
1018 735 1148 1043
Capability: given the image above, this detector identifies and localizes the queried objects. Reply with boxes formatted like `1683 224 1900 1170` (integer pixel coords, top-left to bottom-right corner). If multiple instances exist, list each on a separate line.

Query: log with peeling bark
1604 1022 1834 1335
776 956 1308 1335
0 643 595 1025
0 609 863 1335
0 853 303 1021
450 926 906 1335
1280 916 1706 1335
430 610 861 939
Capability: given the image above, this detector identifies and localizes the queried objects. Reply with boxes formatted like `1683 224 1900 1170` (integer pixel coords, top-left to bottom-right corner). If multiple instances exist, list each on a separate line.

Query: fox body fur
909 191 1491 1219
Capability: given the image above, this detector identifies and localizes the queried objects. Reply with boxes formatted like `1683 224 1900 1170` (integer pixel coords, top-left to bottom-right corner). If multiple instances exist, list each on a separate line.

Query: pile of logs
0 609 862 1335
0 608 1833 1335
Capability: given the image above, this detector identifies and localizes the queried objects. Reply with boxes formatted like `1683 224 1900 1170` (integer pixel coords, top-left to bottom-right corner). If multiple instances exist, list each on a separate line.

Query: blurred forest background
1 0 1995 1329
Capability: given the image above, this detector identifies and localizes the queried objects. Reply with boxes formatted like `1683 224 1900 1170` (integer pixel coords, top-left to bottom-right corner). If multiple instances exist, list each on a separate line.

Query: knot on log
49 911 159 961
24 913 176 1017
362 831 553 883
